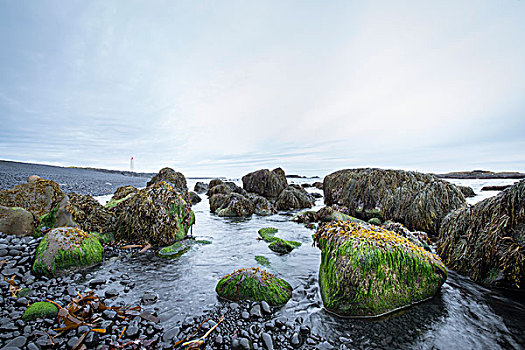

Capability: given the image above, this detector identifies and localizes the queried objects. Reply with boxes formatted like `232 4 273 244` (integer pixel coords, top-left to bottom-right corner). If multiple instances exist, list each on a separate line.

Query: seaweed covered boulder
189 191 202 205
210 193 255 217
438 180 525 289
215 267 292 306
65 193 114 233
323 168 466 235
33 227 104 276
147 167 189 203
242 168 288 199
0 178 64 217
313 221 447 317
274 185 315 210
0 205 37 236
293 206 362 224
458 185 476 198
114 181 194 245
194 181 208 194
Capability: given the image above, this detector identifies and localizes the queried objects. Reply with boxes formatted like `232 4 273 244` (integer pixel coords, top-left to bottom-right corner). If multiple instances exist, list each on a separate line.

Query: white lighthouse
130 156 135 172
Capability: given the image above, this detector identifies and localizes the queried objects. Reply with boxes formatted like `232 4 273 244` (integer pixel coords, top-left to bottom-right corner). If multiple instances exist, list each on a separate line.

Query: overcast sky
0 0 524 177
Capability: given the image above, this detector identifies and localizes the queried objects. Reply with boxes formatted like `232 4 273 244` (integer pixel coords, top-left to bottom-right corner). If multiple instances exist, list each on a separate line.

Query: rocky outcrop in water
314 221 447 317
216 267 292 306
323 168 466 235
114 181 195 245
275 185 315 210
458 185 476 198
146 167 189 203
438 180 525 289
32 227 103 276
194 181 208 194
242 168 287 199
210 193 255 217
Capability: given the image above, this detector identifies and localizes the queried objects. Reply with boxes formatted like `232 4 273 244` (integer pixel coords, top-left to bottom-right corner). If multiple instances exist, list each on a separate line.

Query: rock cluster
208 168 315 217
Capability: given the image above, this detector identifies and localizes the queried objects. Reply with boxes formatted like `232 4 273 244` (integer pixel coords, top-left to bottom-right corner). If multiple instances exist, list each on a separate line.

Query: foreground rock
314 221 447 317
0 177 64 217
324 168 466 235
0 205 37 235
216 268 292 306
32 227 104 276
114 182 195 245
438 180 525 289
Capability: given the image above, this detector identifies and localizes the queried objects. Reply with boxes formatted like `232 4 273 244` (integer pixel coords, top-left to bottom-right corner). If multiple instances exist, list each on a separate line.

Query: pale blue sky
1 0 524 177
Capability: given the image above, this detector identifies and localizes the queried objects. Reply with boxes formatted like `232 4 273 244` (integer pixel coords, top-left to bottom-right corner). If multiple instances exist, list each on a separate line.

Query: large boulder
274 186 315 210
438 180 525 289
215 267 292 306
248 194 276 216
323 168 466 235
32 227 104 276
147 168 189 203
0 178 64 217
113 182 194 245
210 193 255 217
242 168 288 199
0 205 37 236
314 221 447 317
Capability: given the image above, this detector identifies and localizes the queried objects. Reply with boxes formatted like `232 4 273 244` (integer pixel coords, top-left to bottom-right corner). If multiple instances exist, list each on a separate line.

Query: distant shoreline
435 170 525 180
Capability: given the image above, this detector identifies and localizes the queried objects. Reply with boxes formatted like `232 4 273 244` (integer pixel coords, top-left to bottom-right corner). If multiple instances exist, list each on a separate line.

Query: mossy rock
105 193 134 210
22 301 58 321
258 227 278 242
255 255 271 267
0 178 64 217
32 227 104 276
216 267 292 306
268 238 301 254
158 239 195 259
314 221 447 317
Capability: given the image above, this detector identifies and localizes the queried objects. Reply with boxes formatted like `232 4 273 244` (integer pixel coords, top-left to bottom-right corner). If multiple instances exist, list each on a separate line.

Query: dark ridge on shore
0 160 152 196
435 170 525 179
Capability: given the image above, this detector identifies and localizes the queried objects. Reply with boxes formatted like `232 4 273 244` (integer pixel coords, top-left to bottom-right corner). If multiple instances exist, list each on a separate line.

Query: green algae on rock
268 238 301 254
32 227 104 276
258 227 278 242
255 255 271 267
215 267 292 306
438 179 525 289
22 301 58 321
113 181 195 246
313 221 447 317
158 239 195 259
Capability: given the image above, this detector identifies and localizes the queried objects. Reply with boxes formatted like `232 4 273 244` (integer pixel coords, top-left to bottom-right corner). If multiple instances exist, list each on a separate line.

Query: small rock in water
141 291 158 305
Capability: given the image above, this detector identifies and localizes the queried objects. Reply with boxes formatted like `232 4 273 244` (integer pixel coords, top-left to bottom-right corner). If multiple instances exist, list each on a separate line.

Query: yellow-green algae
258 227 278 242
33 227 104 276
216 267 292 306
255 255 271 267
314 221 447 317
34 203 59 237
22 301 58 321
268 238 301 254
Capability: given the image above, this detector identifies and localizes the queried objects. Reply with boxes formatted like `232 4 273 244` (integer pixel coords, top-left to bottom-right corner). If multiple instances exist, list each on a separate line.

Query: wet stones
216 268 292 306
314 221 447 317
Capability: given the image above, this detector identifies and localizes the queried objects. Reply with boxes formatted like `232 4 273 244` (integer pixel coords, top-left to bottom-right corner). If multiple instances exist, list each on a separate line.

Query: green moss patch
35 203 59 237
255 255 271 267
105 193 134 209
258 227 278 242
268 238 301 254
91 231 115 244
216 267 292 306
314 221 447 317
32 227 104 276
22 301 58 321
158 239 194 259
